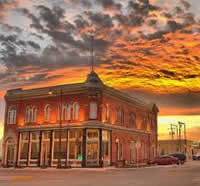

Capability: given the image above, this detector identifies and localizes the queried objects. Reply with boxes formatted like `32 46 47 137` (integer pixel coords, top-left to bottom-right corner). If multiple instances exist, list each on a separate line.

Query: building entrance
41 132 51 167
7 144 15 166
86 129 99 166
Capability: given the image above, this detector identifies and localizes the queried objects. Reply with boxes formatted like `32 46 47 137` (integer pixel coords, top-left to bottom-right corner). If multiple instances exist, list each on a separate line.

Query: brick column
82 128 86 167
99 129 103 167
110 130 112 166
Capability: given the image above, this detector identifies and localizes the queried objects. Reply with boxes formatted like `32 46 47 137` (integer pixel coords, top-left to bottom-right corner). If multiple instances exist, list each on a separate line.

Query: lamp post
57 88 63 168
178 121 187 154
49 88 63 168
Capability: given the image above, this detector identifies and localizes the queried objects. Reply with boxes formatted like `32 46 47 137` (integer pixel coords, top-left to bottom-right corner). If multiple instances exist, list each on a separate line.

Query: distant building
2 71 158 167
158 139 194 159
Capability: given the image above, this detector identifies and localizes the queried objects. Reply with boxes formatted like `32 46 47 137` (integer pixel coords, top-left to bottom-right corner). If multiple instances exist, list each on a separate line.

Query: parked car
192 152 200 160
169 152 186 164
148 155 179 165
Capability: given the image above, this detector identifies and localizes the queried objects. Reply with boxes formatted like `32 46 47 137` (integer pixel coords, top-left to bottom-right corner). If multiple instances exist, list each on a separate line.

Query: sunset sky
0 0 199 141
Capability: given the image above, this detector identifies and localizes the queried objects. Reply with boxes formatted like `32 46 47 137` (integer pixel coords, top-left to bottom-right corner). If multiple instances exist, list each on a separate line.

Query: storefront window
20 132 29 161
53 130 67 161
30 132 40 162
102 130 110 166
68 130 82 165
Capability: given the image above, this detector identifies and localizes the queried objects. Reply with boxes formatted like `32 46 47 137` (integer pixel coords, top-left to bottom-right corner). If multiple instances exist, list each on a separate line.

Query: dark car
148 155 179 165
169 152 186 164
192 153 200 160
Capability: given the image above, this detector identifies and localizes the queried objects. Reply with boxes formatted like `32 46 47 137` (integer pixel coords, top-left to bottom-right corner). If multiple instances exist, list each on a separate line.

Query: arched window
89 102 97 119
25 106 31 123
121 108 124 124
116 107 124 125
66 104 71 120
32 107 37 122
7 106 17 124
142 117 147 130
102 104 110 122
73 102 79 120
45 105 51 121
129 112 136 128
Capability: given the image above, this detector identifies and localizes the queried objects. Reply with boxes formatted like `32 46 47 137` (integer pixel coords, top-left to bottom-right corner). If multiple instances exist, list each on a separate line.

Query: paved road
0 161 200 186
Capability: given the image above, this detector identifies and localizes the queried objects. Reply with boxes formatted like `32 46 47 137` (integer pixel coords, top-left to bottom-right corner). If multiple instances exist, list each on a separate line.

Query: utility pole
58 88 63 168
178 121 187 154
169 124 178 153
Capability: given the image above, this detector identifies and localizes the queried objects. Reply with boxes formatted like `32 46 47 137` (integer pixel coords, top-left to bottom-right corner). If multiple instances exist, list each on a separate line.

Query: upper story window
25 106 31 123
45 104 51 121
66 104 71 120
32 106 37 122
7 106 17 124
116 107 124 125
102 104 110 122
89 102 97 119
73 102 79 120
129 112 136 128
25 106 37 123
58 104 71 121
142 117 147 130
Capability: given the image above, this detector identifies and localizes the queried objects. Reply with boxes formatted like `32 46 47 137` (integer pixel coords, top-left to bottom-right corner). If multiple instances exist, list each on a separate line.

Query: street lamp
49 88 63 168
57 88 63 169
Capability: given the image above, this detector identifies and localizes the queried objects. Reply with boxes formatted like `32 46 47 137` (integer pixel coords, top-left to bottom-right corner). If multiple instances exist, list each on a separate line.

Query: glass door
41 131 51 167
68 130 82 167
130 142 135 164
7 144 15 166
86 129 99 166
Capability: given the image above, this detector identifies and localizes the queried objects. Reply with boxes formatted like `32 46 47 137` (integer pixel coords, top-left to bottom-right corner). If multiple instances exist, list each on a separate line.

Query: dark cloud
27 41 40 50
16 7 45 31
125 90 200 115
159 70 176 77
88 12 113 28
37 5 65 29
181 0 191 10
96 0 121 10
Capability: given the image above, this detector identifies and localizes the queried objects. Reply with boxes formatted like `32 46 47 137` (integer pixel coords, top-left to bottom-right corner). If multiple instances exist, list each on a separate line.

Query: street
0 161 200 186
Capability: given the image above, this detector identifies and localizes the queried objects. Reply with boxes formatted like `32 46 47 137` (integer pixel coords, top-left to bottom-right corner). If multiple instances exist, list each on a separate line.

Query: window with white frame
53 130 67 162
73 102 79 120
19 132 29 165
25 106 31 123
116 107 124 125
102 104 110 122
45 105 51 121
66 104 71 120
129 112 136 128
32 107 37 122
7 106 17 124
30 132 40 165
89 102 97 119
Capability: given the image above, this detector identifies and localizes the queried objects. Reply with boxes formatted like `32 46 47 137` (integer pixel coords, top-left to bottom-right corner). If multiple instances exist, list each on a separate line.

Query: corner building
2 71 159 168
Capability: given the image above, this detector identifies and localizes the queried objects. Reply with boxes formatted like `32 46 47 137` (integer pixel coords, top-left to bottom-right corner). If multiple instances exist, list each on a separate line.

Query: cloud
0 0 199 120
37 5 65 29
0 0 19 21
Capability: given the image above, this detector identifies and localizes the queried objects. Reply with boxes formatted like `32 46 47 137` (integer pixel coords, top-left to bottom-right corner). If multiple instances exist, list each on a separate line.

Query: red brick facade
2 71 158 167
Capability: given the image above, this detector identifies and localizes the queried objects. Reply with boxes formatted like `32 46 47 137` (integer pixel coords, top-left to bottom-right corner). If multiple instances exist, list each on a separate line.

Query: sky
0 0 200 142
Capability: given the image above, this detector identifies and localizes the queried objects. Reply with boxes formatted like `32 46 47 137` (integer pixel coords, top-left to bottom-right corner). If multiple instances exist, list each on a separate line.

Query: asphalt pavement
0 161 199 186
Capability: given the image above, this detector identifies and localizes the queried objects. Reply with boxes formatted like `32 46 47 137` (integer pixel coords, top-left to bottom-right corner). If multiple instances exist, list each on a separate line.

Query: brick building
2 71 158 167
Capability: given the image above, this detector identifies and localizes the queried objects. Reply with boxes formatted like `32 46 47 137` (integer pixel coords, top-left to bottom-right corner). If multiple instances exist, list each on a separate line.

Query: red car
148 155 179 165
